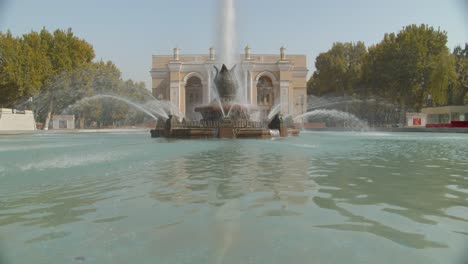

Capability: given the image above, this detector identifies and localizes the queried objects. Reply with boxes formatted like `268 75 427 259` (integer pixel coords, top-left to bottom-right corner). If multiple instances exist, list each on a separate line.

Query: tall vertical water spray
217 0 237 68
216 0 251 112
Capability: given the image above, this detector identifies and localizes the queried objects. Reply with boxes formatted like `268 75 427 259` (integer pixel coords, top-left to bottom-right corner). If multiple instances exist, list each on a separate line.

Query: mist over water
80 95 159 120
304 95 404 128
295 109 369 130
62 94 188 126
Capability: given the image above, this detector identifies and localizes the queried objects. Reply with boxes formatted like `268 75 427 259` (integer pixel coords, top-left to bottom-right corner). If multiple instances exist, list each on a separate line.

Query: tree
41 28 95 129
451 43 468 105
429 52 457 105
0 31 46 106
307 42 367 97
1 28 154 129
362 24 453 124
0 31 22 106
51 61 153 128
0 28 95 118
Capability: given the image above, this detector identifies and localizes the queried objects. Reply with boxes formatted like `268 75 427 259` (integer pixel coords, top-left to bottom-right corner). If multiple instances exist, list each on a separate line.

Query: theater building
150 47 308 120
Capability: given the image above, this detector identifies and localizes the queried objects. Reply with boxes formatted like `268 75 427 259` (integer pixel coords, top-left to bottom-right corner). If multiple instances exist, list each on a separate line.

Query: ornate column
241 59 254 105
245 45 251 60
209 47 216 61
246 70 251 103
278 47 293 115
168 60 182 115
279 80 290 115
280 46 286 61
173 48 180 61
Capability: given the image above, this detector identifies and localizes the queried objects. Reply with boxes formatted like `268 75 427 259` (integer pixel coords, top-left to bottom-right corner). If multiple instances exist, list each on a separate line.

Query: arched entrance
257 75 274 115
185 76 203 120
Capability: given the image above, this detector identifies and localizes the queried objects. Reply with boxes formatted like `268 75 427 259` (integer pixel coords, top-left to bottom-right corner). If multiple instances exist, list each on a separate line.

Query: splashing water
270 129 280 137
217 0 236 68
142 101 171 120
308 99 360 111
215 0 257 119
143 99 182 120
231 66 248 105
267 104 282 120
66 95 161 120
306 95 404 127
208 74 227 118
294 109 368 129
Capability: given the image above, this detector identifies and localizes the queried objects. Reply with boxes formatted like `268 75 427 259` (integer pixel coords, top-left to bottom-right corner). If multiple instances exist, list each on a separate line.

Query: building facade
51 115 75 130
406 106 468 128
0 108 36 131
151 47 308 120
422 106 468 124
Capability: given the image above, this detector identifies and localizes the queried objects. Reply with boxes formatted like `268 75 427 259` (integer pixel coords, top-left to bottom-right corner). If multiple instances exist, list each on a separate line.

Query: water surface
0 131 467 263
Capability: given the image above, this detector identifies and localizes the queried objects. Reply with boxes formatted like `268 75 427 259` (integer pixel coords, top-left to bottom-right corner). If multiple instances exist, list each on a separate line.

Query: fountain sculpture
150 64 300 139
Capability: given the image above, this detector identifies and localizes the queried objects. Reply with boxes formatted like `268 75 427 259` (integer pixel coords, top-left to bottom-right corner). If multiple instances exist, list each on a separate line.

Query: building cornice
277 61 294 71
167 61 182 72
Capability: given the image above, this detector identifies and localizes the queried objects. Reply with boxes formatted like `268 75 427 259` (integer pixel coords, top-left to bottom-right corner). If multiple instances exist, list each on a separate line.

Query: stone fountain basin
194 103 257 121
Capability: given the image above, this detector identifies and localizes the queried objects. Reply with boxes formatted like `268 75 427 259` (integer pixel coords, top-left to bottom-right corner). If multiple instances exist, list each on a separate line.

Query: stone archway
185 76 203 120
257 75 274 114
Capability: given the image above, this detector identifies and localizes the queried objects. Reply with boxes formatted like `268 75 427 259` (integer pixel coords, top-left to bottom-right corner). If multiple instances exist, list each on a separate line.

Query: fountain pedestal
218 118 234 138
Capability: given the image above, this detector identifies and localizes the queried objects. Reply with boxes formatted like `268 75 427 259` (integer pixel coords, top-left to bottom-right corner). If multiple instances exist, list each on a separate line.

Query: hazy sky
1 0 467 88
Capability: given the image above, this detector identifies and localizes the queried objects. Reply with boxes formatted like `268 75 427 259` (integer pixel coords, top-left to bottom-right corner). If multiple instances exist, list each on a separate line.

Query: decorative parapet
280 46 286 61
209 47 216 61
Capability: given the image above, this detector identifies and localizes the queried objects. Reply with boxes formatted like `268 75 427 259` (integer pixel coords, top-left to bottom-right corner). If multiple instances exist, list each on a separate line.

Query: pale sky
1 0 467 89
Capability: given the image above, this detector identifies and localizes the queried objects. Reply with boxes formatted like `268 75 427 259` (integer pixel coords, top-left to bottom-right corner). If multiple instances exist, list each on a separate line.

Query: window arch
185 76 203 120
257 76 274 107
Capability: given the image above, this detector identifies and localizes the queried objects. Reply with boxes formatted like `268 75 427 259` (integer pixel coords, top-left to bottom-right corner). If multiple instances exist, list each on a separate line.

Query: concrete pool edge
305 127 468 133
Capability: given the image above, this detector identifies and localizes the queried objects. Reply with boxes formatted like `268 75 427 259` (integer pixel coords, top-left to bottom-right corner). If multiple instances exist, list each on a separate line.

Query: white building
0 108 36 131
51 115 75 130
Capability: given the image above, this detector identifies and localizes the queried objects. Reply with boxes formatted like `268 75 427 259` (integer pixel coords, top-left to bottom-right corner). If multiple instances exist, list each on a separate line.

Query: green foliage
1 28 152 128
0 28 94 107
451 43 468 105
429 52 457 106
363 25 453 110
35 61 152 128
0 31 22 106
308 42 367 97
309 24 461 114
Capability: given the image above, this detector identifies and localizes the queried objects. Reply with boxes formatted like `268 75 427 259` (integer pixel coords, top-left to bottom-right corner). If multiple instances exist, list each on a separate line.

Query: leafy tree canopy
308 24 464 112
1 28 153 128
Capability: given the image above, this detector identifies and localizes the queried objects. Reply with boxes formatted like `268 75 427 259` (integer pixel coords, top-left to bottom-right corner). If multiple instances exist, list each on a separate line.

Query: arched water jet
294 109 368 129
267 104 282 120
306 95 403 127
66 95 160 121
143 99 184 120
307 100 360 111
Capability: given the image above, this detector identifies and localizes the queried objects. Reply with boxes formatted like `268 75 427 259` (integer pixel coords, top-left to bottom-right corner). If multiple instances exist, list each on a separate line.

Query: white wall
0 109 36 131
52 118 75 129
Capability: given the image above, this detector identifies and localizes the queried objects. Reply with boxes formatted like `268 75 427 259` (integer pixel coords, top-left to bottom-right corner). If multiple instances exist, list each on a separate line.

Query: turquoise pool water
0 131 467 263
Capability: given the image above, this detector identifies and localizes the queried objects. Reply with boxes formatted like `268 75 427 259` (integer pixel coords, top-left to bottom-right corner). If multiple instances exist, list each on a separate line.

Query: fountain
150 64 300 139
148 0 300 139
294 109 369 130
194 65 250 122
